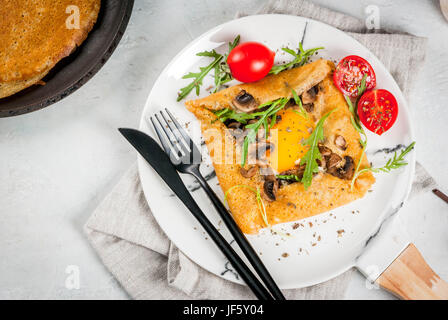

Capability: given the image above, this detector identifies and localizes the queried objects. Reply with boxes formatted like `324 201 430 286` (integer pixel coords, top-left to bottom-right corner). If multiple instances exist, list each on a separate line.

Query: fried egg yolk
267 109 314 173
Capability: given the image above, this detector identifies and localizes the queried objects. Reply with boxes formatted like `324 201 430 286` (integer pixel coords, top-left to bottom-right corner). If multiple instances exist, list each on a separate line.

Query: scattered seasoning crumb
193 227 197 230
275 243 279 246
311 243 317 247
308 222 313 227
292 223 300 230
317 235 321 241
337 229 345 237
282 253 289 258
313 232 316 237
287 202 297 209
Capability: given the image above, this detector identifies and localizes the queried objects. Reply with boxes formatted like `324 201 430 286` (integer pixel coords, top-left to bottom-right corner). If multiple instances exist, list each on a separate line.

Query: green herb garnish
177 35 240 101
277 174 300 181
350 142 415 190
300 109 337 189
224 184 269 227
241 97 289 166
291 88 308 119
213 97 290 166
270 43 324 75
346 74 369 190
212 108 260 124
213 35 240 93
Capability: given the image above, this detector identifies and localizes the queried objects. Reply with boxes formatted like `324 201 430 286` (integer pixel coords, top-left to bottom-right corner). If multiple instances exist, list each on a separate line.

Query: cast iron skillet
0 0 134 117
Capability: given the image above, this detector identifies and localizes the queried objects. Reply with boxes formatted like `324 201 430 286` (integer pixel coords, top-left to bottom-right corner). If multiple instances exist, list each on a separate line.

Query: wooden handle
441 0 448 22
376 244 448 300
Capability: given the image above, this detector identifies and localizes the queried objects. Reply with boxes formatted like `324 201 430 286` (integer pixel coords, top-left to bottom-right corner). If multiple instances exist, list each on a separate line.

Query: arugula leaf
241 98 289 166
357 73 368 97
213 35 241 93
224 184 269 227
177 35 240 101
270 44 324 75
345 95 367 148
350 142 415 190
277 174 300 181
300 109 337 189
177 54 223 101
346 73 369 190
291 88 308 119
213 97 290 166
212 108 262 124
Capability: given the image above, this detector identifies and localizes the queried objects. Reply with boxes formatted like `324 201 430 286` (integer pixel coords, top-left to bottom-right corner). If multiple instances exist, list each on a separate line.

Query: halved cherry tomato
334 55 376 97
357 89 398 135
227 42 275 83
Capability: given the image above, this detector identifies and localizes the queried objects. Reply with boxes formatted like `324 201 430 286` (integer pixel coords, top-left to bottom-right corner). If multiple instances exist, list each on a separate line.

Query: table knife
118 128 274 300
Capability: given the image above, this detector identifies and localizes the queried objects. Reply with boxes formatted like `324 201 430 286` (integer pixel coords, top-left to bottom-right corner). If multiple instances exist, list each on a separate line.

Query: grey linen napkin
85 0 433 299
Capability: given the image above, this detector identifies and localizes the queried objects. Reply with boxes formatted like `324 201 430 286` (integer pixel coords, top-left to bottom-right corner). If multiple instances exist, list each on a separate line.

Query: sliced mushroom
326 153 342 169
232 90 257 112
229 128 246 143
259 165 274 176
295 163 306 176
341 156 355 179
318 144 332 157
303 103 314 113
225 120 241 129
263 179 278 202
277 164 306 186
316 157 326 168
334 135 347 151
240 166 258 178
328 156 355 180
301 86 318 104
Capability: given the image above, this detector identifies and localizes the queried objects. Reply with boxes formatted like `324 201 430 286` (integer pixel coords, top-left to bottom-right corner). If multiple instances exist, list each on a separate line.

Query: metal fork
150 108 285 300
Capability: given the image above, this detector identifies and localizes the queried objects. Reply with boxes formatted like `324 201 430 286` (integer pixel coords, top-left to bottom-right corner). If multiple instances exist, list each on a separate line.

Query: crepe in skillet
0 0 101 98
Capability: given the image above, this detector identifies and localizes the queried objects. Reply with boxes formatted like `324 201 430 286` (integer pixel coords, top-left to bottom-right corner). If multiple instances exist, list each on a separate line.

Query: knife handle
190 168 285 300
376 243 448 300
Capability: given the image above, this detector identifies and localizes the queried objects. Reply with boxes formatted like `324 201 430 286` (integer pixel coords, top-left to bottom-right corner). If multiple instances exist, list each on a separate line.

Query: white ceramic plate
137 15 415 289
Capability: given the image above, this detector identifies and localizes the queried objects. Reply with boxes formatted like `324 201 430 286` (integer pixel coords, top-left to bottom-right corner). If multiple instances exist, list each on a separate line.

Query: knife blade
118 128 274 300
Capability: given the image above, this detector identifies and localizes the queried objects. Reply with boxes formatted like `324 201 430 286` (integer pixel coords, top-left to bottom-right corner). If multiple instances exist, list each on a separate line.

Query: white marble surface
0 0 447 300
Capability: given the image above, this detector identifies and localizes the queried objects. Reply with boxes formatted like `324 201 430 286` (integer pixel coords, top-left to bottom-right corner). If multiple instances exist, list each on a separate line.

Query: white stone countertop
1 0 447 299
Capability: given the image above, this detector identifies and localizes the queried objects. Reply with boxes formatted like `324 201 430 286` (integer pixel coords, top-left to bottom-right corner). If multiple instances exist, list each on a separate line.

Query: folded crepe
186 59 375 234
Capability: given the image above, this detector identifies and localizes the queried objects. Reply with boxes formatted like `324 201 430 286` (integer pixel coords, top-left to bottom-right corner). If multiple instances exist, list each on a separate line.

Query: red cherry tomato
357 89 398 135
334 55 376 97
227 42 275 83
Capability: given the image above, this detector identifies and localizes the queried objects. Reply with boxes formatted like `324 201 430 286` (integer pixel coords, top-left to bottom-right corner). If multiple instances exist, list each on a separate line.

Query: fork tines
149 108 200 164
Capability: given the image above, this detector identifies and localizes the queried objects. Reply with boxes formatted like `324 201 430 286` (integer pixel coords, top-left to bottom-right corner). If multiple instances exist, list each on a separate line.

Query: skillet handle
376 243 448 300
